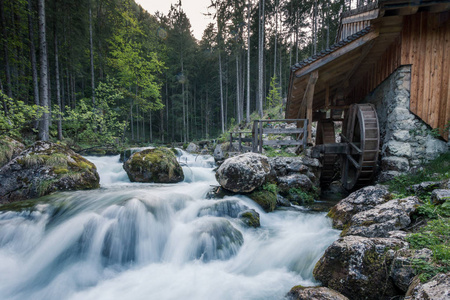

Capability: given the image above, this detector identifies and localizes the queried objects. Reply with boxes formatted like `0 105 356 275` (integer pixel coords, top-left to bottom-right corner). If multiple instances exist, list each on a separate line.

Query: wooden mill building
286 0 450 182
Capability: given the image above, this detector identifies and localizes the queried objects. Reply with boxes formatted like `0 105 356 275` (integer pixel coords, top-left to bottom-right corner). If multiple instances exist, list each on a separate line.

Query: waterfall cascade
0 150 339 300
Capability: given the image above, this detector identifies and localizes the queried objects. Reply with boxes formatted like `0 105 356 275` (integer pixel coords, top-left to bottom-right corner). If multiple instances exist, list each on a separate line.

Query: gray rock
313 235 407 300
405 272 450 300
431 189 450 205
276 194 291 207
381 156 410 172
268 157 309 176
385 140 412 158
186 142 200 153
344 196 421 238
123 147 184 183
238 209 260 228
408 181 441 195
277 174 314 194
425 136 448 159
0 137 25 168
287 286 349 300
0 141 99 203
328 185 391 229
391 248 433 292
215 153 271 193
213 144 225 162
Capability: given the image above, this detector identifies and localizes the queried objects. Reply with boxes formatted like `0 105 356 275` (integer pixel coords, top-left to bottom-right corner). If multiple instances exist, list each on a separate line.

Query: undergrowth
387 152 450 198
386 152 450 283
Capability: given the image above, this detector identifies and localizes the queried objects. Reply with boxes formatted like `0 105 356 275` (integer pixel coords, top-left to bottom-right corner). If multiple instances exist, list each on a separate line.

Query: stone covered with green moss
123 147 184 183
247 188 277 212
0 141 99 203
0 136 25 168
313 235 407 300
287 285 349 300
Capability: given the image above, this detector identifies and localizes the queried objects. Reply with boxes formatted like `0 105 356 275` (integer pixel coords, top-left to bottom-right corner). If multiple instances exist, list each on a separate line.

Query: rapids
0 150 339 300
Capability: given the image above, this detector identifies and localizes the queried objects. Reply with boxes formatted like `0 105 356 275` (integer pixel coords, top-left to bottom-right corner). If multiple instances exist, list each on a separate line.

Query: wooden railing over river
229 119 308 154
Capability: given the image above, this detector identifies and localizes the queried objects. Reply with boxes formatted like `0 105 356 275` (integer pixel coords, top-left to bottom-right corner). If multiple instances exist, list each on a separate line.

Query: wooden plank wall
401 12 450 139
348 36 402 104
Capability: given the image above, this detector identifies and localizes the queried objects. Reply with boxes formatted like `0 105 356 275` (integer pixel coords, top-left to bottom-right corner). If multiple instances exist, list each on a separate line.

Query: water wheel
341 104 380 190
316 120 337 186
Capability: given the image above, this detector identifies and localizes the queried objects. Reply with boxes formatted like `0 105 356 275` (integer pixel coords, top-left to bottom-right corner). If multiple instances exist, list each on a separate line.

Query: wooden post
252 120 258 152
325 84 330 109
230 132 234 151
305 71 319 144
259 121 263 153
238 132 242 152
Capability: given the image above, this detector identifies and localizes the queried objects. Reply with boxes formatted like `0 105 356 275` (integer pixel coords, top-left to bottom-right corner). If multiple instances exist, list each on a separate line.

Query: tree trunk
218 50 225 133
38 0 49 141
246 0 251 123
89 2 95 108
273 0 278 78
236 53 241 124
28 0 39 128
258 0 265 117
0 0 12 98
54 32 63 140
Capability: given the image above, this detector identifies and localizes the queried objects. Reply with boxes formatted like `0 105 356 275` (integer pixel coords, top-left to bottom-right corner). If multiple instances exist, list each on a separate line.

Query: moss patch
247 189 277 212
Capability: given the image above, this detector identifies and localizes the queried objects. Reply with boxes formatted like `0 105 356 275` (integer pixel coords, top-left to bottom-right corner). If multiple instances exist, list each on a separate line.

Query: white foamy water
0 150 339 300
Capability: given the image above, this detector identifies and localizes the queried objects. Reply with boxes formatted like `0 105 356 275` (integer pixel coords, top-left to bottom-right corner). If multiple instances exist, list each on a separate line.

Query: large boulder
185 142 200 153
390 248 433 292
277 174 314 197
343 196 421 238
247 188 277 212
123 147 184 183
431 189 450 205
327 185 392 229
269 156 321 186
313 235 407 300
0 141 99 203
215 153 271 193
287 286 349 300
405 272 450 300
0 136 25 168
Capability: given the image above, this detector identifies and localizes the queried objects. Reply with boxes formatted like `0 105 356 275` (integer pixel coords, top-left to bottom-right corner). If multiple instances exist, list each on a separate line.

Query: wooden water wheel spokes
341 104 380 190
316 119 336 186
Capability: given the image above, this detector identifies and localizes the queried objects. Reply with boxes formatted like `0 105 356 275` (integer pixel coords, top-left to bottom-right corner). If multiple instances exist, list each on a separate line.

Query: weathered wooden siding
401 12 450 137
348 34 402 104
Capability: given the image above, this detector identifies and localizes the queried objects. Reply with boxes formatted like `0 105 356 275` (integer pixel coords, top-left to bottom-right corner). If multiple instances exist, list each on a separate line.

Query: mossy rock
0 136 25 168
247 189 277 212
0 141 99 203
238 209 260 227
123 147 184 183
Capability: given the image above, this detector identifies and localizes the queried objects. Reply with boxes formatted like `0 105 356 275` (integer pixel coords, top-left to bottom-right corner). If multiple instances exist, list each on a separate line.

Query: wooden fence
229 119 308 154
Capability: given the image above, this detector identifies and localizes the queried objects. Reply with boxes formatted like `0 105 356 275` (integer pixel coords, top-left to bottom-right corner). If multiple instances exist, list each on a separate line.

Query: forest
0 0 356 148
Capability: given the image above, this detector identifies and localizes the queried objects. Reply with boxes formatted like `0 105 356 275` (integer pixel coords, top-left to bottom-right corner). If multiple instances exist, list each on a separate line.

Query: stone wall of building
363 65 448 181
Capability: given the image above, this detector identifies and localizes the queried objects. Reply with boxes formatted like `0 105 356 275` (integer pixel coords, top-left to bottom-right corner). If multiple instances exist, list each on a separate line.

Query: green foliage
407 218 450 282
0 91 41 139
263 146 297 157
288 187 315 203
62 79 127 145
266 76 282 108
387 152 450 198
262 183 277 194
415 202 450 219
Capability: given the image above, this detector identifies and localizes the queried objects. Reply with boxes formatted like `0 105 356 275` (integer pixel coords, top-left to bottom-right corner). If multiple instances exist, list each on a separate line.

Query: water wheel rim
316 120 336 185
341 104 379 190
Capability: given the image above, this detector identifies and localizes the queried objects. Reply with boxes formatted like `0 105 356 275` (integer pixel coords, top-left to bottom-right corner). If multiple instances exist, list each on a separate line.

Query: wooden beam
345 40 375 85
305 71 319 143
325 84 330 109
294 29 379 79
341 9 379 25
397 6 419 16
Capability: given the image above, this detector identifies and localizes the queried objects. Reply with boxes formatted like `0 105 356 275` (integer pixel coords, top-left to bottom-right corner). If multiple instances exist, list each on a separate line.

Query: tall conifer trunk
28 0 39 128
38 0 49 141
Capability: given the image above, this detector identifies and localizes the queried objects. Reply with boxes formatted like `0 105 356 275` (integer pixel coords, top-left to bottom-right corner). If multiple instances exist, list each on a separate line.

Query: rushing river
0 151 339 300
